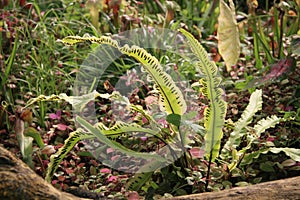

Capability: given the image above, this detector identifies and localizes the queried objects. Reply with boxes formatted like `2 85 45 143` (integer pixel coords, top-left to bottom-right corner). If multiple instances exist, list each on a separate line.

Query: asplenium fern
38 33 188 182
27 29 229 190
221 89 263 159
180 28 227 190
60 35 187 116
220 89 300 172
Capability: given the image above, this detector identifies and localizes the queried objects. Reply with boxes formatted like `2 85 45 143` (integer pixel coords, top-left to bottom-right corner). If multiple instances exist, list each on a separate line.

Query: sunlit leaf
253 115 282 137
60 35 187 116
180 28 227 162
218 0 240 71
221 89 263 157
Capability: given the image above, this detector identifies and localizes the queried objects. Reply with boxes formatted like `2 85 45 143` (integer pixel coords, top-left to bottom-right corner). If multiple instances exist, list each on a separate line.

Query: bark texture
170 176 300 200
0 145 90 200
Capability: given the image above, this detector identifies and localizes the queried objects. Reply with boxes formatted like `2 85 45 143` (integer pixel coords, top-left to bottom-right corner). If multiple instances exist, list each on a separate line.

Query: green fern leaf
126 46 186 115
242 147 300 166
253 115 281 137
60 36 187 116
97 121 157 135
230 115 281 171
180 29 227 161
45 119 167 182
221 89 263 157
127 172 154 191
77 116 168 162
45 129 94 182
25 90 113 112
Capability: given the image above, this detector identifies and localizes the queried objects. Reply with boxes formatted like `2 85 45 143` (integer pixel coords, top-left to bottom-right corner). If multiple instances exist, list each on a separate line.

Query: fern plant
33 33 190 182
25 29 229 192
26 29 299 194
220 89 300 173
180 28 227 190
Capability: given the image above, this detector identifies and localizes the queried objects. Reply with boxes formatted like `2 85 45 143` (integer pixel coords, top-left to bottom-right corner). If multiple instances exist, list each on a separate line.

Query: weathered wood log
170 176 300 200
0 145 91 200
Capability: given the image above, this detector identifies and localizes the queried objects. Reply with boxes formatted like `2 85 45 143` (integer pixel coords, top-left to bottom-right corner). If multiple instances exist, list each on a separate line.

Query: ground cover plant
1 0 300 199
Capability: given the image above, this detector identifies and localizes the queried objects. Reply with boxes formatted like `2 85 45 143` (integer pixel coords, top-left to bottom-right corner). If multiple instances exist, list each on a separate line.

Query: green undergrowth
1 0 300 199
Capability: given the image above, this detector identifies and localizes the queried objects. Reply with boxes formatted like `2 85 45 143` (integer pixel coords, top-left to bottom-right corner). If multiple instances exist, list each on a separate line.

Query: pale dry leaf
218 0 240 72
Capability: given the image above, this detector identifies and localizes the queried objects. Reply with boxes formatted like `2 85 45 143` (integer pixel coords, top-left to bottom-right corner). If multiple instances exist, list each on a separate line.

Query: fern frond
242 147 300 166
96 121 159 137
127 172 154 191
180 29 227 161
45 118 168 182
77 116 168 162
228 114 281 171
253 115 281 137
60 36 187 116
25 90 113 112
128 46 186 115
45 129 94 182
221 89 262 157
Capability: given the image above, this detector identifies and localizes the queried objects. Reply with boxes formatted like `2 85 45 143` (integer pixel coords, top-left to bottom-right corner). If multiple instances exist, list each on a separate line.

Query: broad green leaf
166 114 181 127
260 161 275 172
218 0 240 71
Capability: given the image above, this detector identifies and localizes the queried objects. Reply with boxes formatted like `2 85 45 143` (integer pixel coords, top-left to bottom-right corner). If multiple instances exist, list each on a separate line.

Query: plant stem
278 9 285 58
205 150 213 191
178 128 188 168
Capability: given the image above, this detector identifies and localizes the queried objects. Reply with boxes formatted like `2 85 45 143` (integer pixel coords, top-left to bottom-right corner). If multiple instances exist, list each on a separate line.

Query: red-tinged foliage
107 175 118 183
100 168 111 174
262 57 295 82
77 163 85 168
55 123 68 131
126 191 140 200
189 147 205 159
65 168 75 175
19 0 25 7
